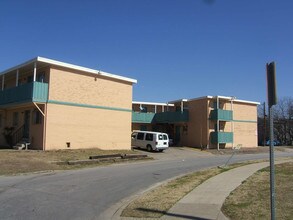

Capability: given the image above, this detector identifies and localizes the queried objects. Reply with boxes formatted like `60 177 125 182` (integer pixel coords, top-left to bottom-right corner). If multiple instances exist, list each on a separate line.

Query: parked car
131 131 169 152
265 140 280 146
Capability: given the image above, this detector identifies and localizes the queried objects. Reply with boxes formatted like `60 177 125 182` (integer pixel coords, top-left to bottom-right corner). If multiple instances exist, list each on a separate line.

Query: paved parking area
133 146 213 161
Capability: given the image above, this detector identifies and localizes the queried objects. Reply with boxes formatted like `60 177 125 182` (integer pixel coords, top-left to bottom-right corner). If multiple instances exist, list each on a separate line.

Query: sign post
266 62 277 220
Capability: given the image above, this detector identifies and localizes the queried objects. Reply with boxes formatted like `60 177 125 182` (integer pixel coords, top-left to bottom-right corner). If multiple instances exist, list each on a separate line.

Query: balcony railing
211 132 233 144
0 82 48 106
155 111 189 123
132 111 189 124
132 112 156 123
210 109 233 121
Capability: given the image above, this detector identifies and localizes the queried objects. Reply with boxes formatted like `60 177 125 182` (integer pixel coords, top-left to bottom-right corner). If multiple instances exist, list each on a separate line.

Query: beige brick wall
49 66 132 109
45 103 132 150
182 99 208 147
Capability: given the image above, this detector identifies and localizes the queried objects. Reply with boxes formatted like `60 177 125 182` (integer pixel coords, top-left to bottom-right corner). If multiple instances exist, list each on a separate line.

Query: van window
163 134 168 140
158 134 163 140
131 133 137 139
137 132 144 140
145 133 153 141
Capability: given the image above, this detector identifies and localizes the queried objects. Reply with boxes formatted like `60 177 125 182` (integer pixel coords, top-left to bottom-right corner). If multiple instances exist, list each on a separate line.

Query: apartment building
0 57 137 150
132 96 259 149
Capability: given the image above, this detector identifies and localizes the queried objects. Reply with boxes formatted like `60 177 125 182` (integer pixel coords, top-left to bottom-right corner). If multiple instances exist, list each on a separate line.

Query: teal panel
210 109 233 121
211 132 233 144
48 100 132 112
32 82 48 102
154 111 189 123
132 112 156 123
0 82 48 106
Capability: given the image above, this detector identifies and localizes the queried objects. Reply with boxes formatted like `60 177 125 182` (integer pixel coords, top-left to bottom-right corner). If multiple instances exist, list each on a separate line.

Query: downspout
43 103 47 151
231 97 235 148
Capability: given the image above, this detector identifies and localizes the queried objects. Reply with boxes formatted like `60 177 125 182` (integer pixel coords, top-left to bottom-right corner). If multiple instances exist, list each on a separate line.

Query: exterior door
175 126 181 145
23 110 30 138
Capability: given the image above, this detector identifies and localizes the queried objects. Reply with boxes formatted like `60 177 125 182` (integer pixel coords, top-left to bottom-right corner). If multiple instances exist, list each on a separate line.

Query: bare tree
258 97 293 146
273 97 293 145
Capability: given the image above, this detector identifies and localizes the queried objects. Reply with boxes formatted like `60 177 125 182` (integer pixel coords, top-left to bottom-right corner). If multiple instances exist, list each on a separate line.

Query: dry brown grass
0 148 137 176
121 162 257 218
121 167 222 218
222 162 293 220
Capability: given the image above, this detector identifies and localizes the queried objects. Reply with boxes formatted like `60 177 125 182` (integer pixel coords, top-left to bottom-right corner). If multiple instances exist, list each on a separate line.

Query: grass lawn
121 161 259 218
0 148 138 176
222 162 293 220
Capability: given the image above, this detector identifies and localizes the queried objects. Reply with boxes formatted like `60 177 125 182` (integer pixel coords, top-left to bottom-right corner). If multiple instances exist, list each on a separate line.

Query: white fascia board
37 57 137 84
132 101 175 106
0 56 137 84
168 99 188 104
205 95 260 105
188 95 260 105
0 57 38 76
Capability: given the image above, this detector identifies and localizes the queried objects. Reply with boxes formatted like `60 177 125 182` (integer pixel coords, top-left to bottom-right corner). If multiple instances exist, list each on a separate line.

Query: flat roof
0 56 137 84
167 99 188 104
132 101 174 106
189 95 260 105
134 96 260 106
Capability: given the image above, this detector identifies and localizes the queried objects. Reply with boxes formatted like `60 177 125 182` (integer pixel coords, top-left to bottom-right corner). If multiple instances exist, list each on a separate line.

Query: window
131 132 137 139
158 134 163 140
13 112 19 127
145 133 153 141
163 134 168 140
137 132 144 140
33 110 42 124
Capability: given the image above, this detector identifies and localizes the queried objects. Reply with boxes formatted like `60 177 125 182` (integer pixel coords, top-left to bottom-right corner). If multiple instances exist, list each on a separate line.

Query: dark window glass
145 133 153 141
137 132 144 140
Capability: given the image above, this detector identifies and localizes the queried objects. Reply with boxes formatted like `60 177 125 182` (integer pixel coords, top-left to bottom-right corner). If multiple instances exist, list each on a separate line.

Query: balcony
155 111 189 123
210 109 233 121
0 82 48 106
132 112 156 123
211 132 233 144
132 111 189 124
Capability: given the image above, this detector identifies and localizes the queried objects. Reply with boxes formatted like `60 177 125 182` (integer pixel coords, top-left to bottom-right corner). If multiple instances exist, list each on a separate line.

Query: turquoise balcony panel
211 132 233 144
210 109 233 121
155 111 189 123
0 82 48 106
132 112 156 123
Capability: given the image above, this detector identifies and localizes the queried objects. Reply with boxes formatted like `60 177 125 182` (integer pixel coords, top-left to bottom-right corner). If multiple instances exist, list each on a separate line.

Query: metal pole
264 102 266 146
269 106 275 220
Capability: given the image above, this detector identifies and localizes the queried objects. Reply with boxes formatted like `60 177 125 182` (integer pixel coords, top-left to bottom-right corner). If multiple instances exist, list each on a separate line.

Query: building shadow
136 207 210 220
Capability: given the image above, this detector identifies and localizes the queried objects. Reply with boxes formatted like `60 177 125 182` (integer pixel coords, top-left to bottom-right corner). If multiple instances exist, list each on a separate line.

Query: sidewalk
161 160 289 220
110 159 291 220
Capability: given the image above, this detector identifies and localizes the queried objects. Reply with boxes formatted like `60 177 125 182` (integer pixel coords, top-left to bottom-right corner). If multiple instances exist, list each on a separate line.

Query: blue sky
0 0 292 103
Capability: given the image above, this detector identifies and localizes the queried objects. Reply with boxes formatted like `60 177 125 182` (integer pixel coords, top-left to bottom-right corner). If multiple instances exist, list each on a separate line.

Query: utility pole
263 102 266 146
266 62 277 220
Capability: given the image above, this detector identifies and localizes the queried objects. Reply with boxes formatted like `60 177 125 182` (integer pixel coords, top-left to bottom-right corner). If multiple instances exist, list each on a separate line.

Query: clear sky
0 0 292 103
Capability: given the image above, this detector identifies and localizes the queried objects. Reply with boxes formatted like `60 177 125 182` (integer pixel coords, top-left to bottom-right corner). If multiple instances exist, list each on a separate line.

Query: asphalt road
0 148 292 220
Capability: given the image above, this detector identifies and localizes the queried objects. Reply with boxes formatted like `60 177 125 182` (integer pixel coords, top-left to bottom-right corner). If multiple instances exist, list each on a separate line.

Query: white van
131 131 169 152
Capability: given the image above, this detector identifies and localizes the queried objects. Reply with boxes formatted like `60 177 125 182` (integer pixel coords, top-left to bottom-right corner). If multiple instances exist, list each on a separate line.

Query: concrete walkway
161 160 290 220
112 159 292 220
